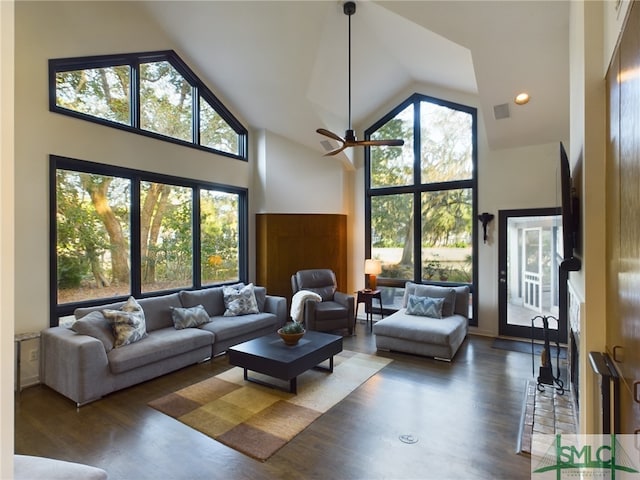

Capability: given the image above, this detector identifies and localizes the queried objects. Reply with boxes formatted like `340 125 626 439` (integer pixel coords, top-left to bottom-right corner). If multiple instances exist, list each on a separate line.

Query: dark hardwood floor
15 327 534 479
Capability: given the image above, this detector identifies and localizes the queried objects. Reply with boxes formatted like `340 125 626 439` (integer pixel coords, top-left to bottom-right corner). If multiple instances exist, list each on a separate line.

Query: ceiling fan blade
323 144 348 156
316 128 345 143
357 139 405 147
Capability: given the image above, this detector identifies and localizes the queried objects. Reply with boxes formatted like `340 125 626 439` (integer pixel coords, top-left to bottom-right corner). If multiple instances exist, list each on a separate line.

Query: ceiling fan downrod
315 0 404 156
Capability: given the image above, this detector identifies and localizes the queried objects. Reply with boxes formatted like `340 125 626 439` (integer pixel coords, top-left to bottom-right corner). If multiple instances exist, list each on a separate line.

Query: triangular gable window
50 50 247 160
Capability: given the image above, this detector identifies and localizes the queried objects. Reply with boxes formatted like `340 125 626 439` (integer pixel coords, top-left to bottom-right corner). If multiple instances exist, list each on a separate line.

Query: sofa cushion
199 313 277 342
314 301 348 321
406 295 444 318
102 297 147 348
73 292 183 332
137 293 182 331
403 283 456 317
170 304 211 329
451 285 471 318
107 327 214 374
179 287 225 317
70 310 114 352
223 283 259 316
75 300 126 320
253 285 267 312
373 310 467 346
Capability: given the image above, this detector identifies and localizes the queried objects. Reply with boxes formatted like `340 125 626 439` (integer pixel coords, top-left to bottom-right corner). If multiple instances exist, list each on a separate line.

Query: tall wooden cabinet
605 0 640 435
256 214 348 304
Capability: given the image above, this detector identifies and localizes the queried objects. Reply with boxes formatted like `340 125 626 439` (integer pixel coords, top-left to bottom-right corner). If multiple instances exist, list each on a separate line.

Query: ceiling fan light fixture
315 1 404 156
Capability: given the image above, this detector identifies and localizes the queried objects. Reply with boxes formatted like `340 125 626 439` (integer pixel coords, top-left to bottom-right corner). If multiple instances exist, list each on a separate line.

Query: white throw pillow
102 297 147 348
222 283 259 317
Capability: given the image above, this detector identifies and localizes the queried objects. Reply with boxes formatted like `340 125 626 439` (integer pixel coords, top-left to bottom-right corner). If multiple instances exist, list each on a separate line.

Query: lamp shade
364 259 382 275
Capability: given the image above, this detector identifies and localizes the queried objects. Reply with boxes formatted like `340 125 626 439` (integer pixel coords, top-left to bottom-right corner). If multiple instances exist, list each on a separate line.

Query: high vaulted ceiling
140 1 570 157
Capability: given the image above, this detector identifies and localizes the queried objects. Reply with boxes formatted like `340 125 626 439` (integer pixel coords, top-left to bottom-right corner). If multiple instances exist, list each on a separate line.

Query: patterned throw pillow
405 295 445 318
170 304 212 329
222 283 259 317
102 296 147 348
408 284 457 317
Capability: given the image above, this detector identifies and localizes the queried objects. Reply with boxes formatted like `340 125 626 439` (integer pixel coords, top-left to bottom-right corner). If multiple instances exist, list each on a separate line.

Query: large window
365 93 477 322
50 51 248 159
51 156 247 326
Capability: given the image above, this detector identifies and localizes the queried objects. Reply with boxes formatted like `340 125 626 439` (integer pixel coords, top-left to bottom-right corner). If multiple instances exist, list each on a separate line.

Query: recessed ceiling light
514 93 530 105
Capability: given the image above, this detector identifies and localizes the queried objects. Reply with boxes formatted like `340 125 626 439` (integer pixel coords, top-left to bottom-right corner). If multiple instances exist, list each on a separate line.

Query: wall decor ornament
478 212 494 244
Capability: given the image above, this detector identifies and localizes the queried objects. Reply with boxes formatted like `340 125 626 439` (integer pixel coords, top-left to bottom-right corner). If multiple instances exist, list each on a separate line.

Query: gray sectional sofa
373 282 470 361
41 284 286 406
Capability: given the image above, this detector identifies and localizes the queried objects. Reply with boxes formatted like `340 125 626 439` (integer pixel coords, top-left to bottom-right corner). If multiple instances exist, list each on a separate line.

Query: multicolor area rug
149 350 392 461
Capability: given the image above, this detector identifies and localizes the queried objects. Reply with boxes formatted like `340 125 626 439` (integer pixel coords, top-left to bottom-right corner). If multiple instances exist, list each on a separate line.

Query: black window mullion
130 177 142 297
413 190 422 283
131 61 140 129
193 187 202 289
193 86 200 146
413 99 422 282
238 192 249 282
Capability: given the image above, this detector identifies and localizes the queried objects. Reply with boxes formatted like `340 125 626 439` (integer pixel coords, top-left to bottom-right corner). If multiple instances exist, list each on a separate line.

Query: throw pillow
412 285 457 317
406 295 445 318
222 283 259 316
102 296 147 348
70 310 115 352
170 304 211 329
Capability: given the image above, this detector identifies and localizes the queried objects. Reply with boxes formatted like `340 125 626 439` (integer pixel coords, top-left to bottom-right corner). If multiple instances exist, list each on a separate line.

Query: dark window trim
364 93 478 326
49 50 248 161
49 155 249 326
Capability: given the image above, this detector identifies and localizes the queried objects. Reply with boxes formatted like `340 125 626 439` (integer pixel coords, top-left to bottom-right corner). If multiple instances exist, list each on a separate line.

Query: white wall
255 129 347 214
477 142 565 336
1 0 15 476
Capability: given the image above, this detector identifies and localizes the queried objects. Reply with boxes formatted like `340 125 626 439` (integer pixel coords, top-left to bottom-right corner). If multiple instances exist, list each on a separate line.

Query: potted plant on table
278 321 305 346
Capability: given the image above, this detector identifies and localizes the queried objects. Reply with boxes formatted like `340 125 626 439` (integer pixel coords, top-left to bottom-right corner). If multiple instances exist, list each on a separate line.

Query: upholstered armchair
291 269 355 335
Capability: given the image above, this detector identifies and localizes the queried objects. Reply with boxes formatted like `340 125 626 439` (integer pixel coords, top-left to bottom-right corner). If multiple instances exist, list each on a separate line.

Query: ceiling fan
317 1 404 156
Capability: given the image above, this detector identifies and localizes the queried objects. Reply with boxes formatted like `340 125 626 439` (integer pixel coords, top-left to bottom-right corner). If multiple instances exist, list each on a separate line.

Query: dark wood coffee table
227 331 343 394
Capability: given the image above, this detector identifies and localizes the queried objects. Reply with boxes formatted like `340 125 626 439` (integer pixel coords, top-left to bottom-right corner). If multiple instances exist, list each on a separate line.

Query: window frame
364 93 478 325
49 155 248 326
49 50 248 160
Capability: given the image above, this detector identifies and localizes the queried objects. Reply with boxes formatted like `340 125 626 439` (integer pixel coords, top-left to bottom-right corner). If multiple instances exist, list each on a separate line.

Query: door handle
613 345 624 363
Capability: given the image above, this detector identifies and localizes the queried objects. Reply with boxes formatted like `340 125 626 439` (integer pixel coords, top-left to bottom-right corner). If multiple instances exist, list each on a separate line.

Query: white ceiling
140 0 570 157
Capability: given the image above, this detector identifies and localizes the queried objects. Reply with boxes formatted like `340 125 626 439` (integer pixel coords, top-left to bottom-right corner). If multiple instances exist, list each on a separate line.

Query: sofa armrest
302 299 320 330
41 327 112 406
334 291 355 320
264 295 287 327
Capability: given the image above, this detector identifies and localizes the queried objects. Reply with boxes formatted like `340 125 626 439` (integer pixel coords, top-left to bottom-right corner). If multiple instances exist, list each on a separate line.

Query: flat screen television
559 142 581 271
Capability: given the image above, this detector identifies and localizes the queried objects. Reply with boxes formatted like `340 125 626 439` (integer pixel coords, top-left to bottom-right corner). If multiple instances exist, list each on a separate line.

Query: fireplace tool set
531 315 565 395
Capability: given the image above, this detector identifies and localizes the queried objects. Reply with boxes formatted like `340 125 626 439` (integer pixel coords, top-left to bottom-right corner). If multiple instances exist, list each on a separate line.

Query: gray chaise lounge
373 282 470 361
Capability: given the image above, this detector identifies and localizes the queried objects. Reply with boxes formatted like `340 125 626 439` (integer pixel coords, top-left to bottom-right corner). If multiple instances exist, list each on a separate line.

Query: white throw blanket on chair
290 290 322 324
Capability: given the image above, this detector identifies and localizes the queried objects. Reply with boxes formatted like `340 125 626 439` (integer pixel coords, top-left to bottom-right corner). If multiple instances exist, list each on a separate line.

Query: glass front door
498 208 567 342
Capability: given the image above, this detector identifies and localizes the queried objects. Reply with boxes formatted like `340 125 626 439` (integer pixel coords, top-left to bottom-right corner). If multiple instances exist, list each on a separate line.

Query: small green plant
424 257 441 279
281 321 304 334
